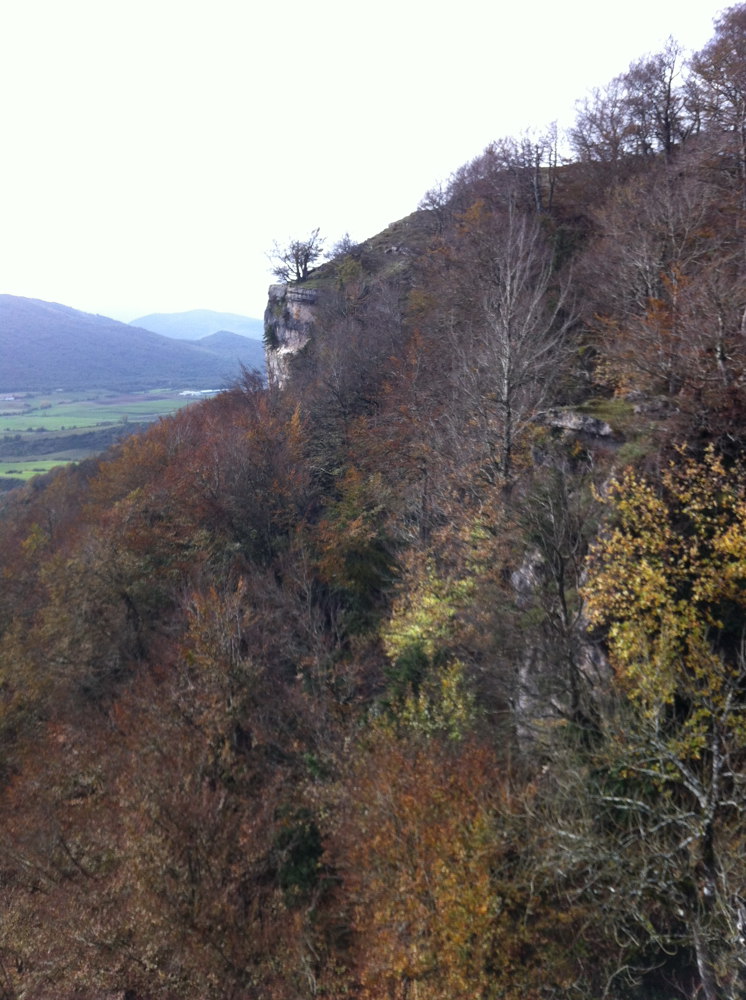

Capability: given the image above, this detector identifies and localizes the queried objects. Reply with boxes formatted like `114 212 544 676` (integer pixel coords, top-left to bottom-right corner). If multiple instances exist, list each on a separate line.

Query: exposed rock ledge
264 283 319 386
540 408 614 438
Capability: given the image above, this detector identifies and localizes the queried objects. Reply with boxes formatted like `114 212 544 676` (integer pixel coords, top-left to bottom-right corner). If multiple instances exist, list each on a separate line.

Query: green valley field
0 389 212 487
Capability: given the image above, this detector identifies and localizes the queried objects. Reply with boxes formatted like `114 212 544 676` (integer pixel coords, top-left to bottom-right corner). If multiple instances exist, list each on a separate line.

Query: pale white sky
0 0 728 323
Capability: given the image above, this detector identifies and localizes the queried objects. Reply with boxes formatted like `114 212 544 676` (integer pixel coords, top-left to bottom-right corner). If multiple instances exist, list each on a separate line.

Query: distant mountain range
130 309 264 341
0 296 265 392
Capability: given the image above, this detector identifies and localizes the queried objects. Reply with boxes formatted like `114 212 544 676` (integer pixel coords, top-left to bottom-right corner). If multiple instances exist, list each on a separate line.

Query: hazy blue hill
196 330 265 370
0 295 264 392
131 308 264 341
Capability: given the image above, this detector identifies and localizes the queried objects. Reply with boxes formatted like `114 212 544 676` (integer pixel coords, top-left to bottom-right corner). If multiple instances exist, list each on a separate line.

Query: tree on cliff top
270 227 324 282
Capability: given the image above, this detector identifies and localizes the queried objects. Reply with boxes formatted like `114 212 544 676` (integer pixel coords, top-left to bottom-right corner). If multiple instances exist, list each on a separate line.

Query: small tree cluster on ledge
269 226 325 282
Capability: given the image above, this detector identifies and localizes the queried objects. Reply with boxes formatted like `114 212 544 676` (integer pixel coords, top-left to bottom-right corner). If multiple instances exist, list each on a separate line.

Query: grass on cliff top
289 210 438 294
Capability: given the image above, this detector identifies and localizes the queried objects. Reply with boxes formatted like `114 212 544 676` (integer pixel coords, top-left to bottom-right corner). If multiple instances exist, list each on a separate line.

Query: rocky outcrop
264 284 319 386
541 408 614 438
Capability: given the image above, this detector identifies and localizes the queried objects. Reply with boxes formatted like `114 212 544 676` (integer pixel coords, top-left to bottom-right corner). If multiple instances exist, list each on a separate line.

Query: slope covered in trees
1 7 746 999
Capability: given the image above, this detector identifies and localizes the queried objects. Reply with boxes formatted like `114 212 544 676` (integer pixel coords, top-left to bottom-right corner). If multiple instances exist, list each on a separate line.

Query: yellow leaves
378 555 479 732
381 559 472 664
334 734 505 1000
584 445 746 736
712 500 746 600
333 725 594 999
396 660 477 741
21 522 48 556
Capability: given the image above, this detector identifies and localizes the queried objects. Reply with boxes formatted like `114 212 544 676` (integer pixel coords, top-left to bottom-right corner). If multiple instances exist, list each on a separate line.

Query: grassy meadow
0 389 211 486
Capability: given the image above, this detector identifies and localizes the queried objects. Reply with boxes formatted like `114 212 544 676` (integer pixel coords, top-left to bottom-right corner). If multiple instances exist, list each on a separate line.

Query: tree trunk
693 923 719 1000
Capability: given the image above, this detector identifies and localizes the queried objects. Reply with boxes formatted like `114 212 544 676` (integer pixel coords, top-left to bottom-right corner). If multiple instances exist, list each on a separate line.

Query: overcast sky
0 0 729 324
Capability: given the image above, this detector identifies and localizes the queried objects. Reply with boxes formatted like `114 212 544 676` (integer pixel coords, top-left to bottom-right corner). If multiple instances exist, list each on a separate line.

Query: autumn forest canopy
3 7 746 999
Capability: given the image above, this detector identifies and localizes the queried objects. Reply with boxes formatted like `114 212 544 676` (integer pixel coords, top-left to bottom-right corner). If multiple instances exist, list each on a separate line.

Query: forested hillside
1 7 746 999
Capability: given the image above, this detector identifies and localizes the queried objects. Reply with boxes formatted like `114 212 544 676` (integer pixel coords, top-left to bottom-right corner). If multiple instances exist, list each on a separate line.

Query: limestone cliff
263 210 438 385
263 283 319 386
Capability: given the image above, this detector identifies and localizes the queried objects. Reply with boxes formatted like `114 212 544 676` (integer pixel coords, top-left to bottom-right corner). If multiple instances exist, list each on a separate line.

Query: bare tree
269 228 324 283
325 232 358 260
570 75 633 166
576 158 746 403
449 200 574 481
690 4 746 207
624 37 691 157
570 40 691 174
439 126 561 219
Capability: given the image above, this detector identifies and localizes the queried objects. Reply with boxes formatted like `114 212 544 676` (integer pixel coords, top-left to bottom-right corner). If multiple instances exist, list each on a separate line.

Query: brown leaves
328 728 593 1000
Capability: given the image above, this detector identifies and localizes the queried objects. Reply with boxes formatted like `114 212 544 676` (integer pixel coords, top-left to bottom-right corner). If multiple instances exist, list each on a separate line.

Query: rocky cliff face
263 211 438 385
263 283 319 386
